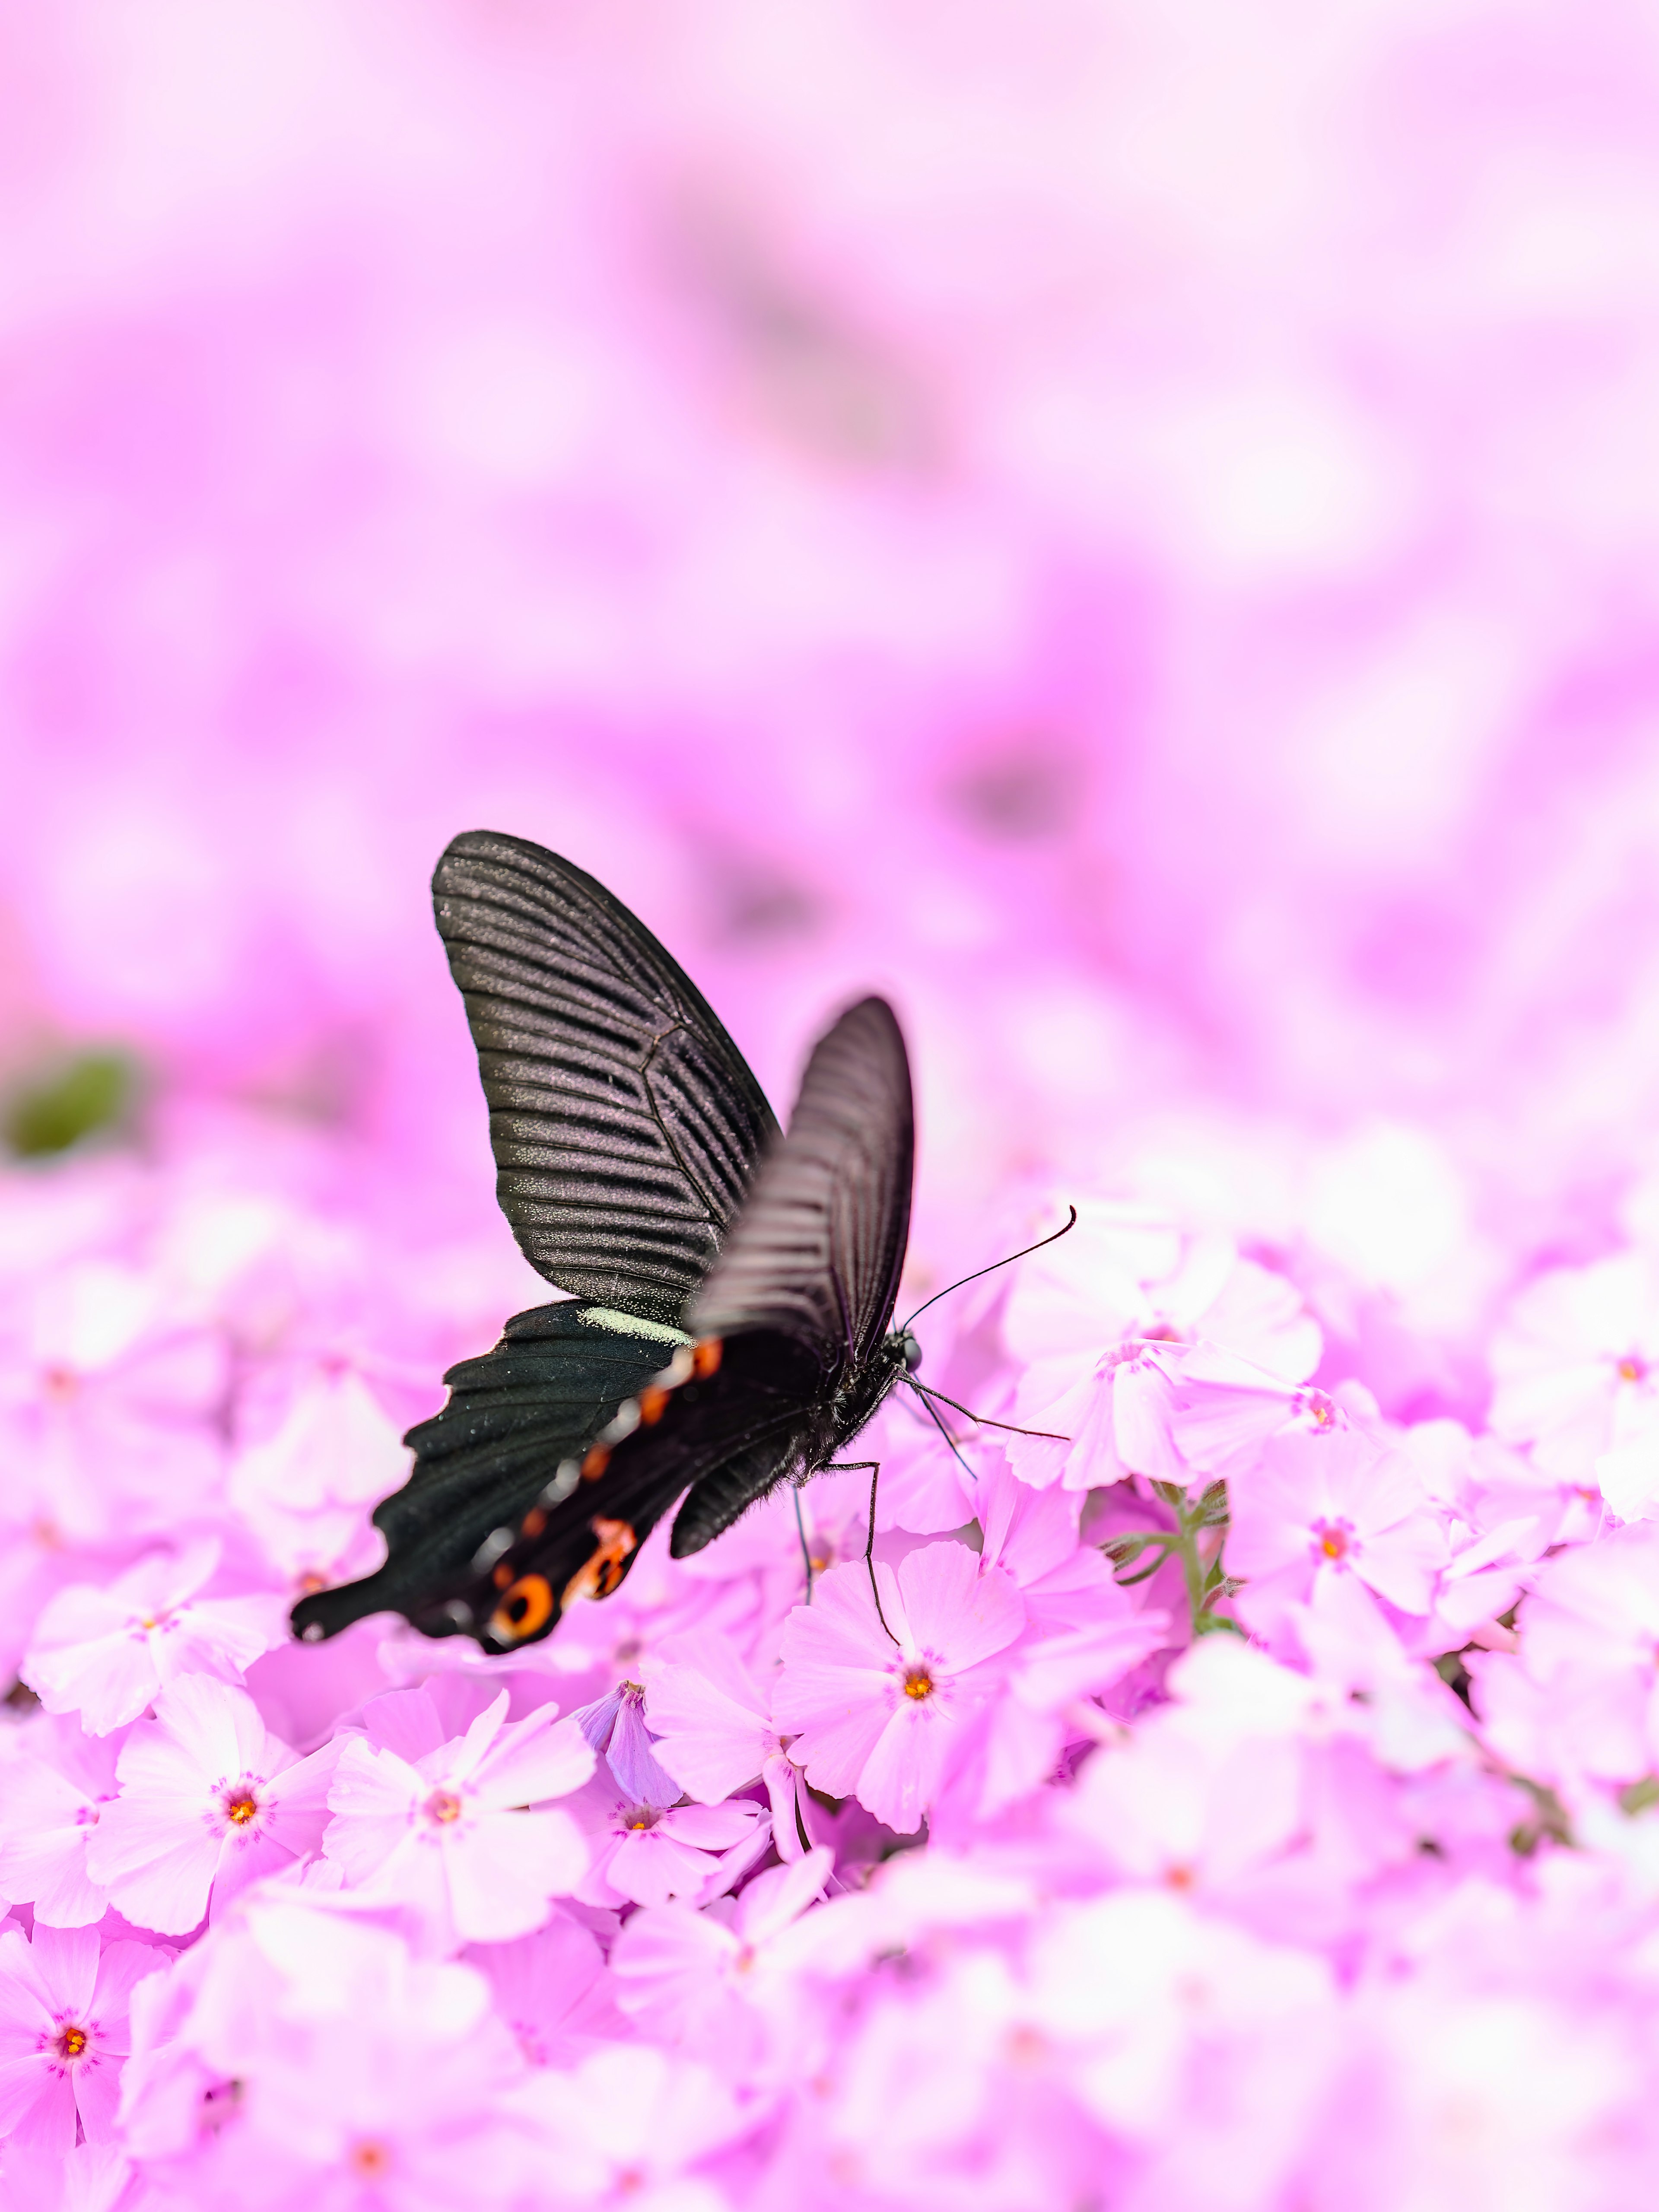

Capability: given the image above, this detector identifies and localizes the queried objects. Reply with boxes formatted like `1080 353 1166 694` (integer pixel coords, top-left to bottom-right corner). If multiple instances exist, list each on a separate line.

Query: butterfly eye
489 1574 555 1643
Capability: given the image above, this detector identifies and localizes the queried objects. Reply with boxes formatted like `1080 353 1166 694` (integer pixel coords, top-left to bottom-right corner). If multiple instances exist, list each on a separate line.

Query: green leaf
3 1050 134 1158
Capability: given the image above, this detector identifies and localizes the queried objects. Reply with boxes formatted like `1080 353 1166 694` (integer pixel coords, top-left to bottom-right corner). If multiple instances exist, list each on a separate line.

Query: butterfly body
291 832 916 1653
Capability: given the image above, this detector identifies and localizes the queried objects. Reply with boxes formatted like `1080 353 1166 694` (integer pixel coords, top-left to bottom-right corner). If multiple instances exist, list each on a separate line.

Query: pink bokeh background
6 0 1659 1339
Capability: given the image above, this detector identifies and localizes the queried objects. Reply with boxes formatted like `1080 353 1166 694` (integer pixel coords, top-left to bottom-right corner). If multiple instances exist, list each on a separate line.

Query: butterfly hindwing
434 832 779 1330
466 1328 820 1649
289 1302 677 1643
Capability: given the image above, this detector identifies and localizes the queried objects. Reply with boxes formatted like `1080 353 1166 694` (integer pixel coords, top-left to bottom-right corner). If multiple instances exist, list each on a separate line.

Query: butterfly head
892 1327 923 1374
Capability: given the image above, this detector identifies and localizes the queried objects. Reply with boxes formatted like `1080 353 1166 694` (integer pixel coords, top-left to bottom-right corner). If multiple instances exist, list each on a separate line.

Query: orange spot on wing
693 1338 723 1378
488 1573 555 1643
493 1562 514 1590
638 1385 670 1426
521 1507 547 1538
561 1518 638 1607
582 1443 611 1480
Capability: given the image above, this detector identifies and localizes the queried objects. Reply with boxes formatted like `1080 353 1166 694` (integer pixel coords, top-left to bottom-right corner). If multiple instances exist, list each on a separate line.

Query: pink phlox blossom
229 1357 413 1587
569 1775 771 1913
1286 1569 1475 1772
502 2044 755 2211
0 1718 122 1927
1024 1889 1336 2155
1491 1252 1659 1520
943 1458 1171 1819
808 1940 1090 2211
464 1913 627 2067
0 1259 227 1545
1166 1345 1371 1486
86 1674 336 1934
1399 1421 1564 1649
323 1687 592 1944
774 1849 1041 1981
573 1678 683 1805
0 1922 165 2155
128 1899 529 2209
1226 1426 1449 1648
774 1540 1025 1833
1471 1525 1659 1797
644 1630 817 1861
974 1449 1119 1627
1061 1697 1306 1901
22 1541 286 1735
1007 1336 1188 1491
610 1846 834 2073
1003 1204 1320 1478
0 2139 133 2212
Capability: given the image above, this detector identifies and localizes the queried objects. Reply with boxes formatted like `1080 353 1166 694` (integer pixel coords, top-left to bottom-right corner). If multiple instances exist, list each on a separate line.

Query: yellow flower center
57 2025 87 2060
347 2140 391 2177
425 1789 463 1825
1619 1355 1647 1384
903 1667 935 1700
223 1792 259 1826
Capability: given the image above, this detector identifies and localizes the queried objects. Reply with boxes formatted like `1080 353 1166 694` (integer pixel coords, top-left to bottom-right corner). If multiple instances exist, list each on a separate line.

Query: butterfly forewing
688 996 914 1374
434 832 779 1330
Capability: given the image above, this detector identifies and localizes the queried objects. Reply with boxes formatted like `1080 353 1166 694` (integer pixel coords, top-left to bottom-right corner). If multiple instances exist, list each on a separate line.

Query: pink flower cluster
11 0 1659 2202
5 1131 1659 2211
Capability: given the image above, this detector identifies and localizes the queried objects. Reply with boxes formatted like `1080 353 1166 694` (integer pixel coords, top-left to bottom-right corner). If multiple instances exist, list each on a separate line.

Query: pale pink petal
0 1761 109 1928
472 1708 594 1810
22 1925 99 2016
852 1705 952 1834
443 1809 588 1942
893 1545 1024 1672
645 1634 773 1802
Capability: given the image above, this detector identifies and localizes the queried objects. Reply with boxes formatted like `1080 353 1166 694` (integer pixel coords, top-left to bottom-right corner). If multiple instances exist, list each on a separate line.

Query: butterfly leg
793 1488 814 1605
825 1460 897 1644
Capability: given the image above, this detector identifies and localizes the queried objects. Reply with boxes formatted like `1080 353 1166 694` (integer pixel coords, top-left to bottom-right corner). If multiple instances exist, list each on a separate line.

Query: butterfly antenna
900 1205 1078 1332
906 1378 1068 1443
908 1384 979 1480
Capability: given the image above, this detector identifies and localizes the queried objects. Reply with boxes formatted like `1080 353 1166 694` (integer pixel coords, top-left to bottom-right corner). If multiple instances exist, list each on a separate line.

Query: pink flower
1005 1206 1320 1393
22 1541 286 1735
0 1923 164 2153
323 1689 592 1944
1169 1346 1360 1485
0 1259 228 1547
0 1722 121 1927
126 1900 531 2210
86 1675 335 1934
1226 1427 1449 1646
644 1630 817 1859
505 2045 754 2206
774 1541 1026 1833
1008 1338 1189 1491
1491 1255 1659 1519
1473 1525 1659 1793
1062 1705 1305 1897
463 1915 626 2067
229 1359 413 1586
610 1847 834 2073
570 1784 770 1912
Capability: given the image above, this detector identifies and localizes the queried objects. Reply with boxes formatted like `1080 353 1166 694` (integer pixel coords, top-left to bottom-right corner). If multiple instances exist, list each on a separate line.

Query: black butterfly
290 830 924 1655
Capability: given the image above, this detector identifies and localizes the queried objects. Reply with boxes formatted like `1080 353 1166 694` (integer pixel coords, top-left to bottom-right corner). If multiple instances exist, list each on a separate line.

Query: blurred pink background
4 1 1659 1354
